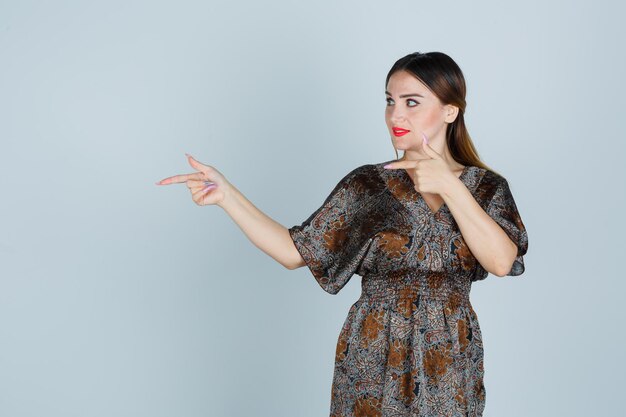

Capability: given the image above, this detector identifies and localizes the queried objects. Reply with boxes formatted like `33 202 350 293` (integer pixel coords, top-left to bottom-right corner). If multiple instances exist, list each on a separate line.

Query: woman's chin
391 139 412 150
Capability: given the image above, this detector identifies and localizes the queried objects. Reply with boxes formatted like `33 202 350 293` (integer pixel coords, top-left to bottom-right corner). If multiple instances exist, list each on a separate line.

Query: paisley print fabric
288 160 528 417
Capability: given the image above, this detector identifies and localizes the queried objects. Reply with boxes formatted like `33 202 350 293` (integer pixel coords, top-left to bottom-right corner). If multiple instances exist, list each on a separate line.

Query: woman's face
385 70 456 156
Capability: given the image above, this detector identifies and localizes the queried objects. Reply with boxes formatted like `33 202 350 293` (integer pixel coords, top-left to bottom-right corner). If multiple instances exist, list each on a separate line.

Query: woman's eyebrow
384 90 424 98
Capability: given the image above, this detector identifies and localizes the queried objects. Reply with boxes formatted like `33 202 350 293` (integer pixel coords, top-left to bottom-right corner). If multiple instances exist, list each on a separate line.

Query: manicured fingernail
384 164 392 169
202 184 217 192
422 132 429 144
185 153 192 158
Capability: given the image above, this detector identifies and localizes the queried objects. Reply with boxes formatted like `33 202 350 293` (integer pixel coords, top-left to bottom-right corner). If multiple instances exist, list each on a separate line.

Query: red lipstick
392 127 411 137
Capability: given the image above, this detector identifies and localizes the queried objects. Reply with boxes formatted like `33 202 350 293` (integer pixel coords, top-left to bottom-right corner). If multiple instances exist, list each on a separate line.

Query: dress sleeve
288 165 375 295
474 175 529 280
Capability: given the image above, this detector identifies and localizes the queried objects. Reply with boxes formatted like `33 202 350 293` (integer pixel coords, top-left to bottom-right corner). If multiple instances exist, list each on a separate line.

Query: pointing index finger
157 172 204 185
383 160 417 170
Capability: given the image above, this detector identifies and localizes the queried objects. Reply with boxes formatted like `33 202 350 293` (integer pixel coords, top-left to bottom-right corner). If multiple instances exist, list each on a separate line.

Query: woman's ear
444 104 459 123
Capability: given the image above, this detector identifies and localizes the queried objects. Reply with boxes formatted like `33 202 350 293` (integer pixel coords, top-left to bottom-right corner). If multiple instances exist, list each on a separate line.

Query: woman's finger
186 153 213 173
202 183 218 192
383 159 420 170
185 179 216 188
191 184 217 201
157 172 205 185
189 182 218 194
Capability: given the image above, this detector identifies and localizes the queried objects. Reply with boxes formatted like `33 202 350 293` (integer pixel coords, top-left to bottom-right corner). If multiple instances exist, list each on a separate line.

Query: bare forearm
441 177 517 277
217 182 301 269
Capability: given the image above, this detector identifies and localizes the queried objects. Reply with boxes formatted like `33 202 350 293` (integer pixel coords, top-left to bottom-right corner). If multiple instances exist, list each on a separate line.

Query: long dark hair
386 52 494 173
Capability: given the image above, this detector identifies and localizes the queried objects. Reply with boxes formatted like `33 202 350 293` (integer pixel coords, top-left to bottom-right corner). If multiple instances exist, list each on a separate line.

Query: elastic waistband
360 269 471 303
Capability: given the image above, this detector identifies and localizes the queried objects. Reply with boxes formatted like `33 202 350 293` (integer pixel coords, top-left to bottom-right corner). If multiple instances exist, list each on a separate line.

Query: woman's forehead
386 71 431 97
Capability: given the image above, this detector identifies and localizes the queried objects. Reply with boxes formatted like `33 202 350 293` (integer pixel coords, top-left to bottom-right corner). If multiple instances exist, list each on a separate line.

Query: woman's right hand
156 153 230 206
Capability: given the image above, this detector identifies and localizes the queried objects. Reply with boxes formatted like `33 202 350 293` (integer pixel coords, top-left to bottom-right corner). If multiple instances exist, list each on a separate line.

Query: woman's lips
393 128 410 137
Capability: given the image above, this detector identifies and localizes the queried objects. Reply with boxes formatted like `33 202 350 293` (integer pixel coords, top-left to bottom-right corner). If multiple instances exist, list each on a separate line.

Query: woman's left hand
383 132 458 195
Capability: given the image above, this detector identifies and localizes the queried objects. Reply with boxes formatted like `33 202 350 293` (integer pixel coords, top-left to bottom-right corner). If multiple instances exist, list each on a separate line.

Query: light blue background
1 1 624 416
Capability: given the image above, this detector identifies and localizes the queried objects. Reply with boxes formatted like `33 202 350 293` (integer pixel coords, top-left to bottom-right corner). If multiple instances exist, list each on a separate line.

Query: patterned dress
288 159 529 417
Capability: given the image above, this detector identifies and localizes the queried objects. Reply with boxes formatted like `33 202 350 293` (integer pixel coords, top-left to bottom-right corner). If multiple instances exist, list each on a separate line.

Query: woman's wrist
216 181 237 211
441 173 466 202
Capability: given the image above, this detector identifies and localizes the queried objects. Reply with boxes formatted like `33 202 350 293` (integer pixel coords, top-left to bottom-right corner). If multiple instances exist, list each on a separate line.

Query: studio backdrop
1 1 624 416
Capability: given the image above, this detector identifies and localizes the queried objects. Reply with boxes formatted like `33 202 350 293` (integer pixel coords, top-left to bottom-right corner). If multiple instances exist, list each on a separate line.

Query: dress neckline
399 164 470 217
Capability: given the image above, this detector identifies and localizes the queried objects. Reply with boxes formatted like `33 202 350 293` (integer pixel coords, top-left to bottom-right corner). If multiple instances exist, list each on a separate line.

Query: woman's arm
157 154 304 270
442 177 518 277
218 183 305 270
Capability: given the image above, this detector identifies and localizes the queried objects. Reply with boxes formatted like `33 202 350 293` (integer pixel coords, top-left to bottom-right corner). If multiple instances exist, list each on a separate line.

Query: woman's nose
390 112 406 124
389 107 406 123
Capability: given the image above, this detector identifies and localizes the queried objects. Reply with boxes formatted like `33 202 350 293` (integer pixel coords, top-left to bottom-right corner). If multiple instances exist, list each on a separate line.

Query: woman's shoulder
335 161 388 196
478 167 510 189
340 160 389 180
343 160 512 189
473 167 522 207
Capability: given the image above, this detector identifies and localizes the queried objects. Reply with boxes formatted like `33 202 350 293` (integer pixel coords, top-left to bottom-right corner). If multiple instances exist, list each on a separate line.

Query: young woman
156 51 529 417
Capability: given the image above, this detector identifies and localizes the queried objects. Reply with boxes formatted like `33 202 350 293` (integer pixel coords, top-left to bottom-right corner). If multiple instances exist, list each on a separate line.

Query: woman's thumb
185 153 209 172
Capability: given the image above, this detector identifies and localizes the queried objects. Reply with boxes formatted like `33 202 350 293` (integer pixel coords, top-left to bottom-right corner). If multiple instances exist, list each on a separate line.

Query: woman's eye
385 98 419 107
